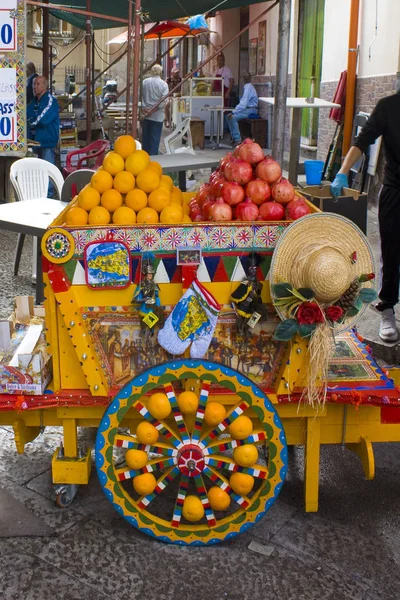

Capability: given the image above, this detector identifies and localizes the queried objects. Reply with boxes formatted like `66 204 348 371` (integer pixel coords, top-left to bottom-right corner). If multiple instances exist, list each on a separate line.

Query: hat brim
269 213 376 333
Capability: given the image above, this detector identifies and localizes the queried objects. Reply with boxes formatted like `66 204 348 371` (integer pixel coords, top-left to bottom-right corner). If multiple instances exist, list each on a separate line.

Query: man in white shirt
141 64 169 155
227 73 259 144
215 54 234 107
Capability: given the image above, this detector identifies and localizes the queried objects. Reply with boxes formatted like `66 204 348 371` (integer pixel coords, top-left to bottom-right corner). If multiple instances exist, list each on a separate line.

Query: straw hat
270 213 376 332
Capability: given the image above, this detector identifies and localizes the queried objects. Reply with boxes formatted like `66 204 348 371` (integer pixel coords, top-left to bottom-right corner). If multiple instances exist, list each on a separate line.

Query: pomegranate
271 178 295 205
209 170 221 187
202 197 216 219
245 179 271 206
256 156 282 185
233 138 253 157
239 142 264 165
196 184 211 207
193 213 204 222
219 152 232 173
286 198 311 220
236 197 259 222
258 201 285 221
210 197 233 221
211 175 226 198
221 181 245 207
225 158 253 185
189 201 202 220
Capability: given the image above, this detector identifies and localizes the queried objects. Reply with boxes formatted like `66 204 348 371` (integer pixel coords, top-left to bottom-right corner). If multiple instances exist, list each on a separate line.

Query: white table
0 199 68 304
200 106 232 150
259 97 340 184
151 153 220 190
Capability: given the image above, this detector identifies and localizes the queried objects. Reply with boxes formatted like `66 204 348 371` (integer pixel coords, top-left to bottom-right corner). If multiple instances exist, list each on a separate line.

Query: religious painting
249 38 258 76
258 21 266 75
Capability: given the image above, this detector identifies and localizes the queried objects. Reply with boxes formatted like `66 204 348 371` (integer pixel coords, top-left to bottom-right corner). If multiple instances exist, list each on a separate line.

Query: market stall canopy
49 0 267 30
107 20 208 44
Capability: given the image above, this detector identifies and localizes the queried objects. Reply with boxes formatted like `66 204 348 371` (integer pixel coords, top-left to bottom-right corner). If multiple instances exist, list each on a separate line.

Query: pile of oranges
65 135 193 226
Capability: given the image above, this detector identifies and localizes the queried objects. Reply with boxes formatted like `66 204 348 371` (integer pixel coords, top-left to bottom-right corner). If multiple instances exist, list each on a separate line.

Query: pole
131 0 141 138
54 35 85 69
28 1 129 24
42 1 49 79
126 0 133 133
271 0 291 165
342 0 360 156
85 0 92 146
92 31 95 118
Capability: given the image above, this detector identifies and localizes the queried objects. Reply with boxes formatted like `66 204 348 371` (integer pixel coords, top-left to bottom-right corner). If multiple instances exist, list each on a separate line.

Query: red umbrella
144 20 207 39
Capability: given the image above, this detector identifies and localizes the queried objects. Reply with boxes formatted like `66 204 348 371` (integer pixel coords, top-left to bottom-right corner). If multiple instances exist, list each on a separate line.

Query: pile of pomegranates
189 139 311 223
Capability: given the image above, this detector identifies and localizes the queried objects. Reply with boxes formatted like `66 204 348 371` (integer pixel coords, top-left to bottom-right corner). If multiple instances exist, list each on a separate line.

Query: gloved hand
330 173 348 198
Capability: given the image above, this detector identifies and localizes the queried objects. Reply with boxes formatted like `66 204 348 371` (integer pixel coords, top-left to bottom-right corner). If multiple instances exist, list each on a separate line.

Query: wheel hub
177 444 205 476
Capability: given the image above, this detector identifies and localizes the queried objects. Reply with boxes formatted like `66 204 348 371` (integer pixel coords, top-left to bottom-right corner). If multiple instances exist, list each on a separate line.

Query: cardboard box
300 185 368 234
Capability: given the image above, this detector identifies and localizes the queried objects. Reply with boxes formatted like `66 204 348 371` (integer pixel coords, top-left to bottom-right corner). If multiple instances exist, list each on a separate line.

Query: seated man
227 73 259 145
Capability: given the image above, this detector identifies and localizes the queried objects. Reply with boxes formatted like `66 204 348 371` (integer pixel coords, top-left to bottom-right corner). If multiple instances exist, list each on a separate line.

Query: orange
204 402 226 427
137 207 159 224
147 392 171 420
229 472 255 496
133 472 157 496
112 206 136 225
160 174 173 190
66 206 88 226
125 189 147 212
136 421 159 444
101 189 123 213
160 204 183 224
148 189 170 213
91 170 113 194
148 161 162 176
102 151 125 176
207 486 231 511
182 495 204 522
88 206 111 225
228 415 253 440
125 449 148 470
113 170 135 194
177 391 199 414
78 185 100 211
136 168 160 194
114 135 136 159
183 205 190 216
125 150 150 176
181 215 192 223
233 444 258 467
171 186 183 204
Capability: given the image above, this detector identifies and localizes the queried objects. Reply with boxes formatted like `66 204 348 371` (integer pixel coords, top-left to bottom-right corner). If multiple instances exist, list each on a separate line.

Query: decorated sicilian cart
1 136 400 547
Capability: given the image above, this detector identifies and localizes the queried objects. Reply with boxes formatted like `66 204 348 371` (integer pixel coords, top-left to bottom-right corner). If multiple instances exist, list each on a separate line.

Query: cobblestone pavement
0 209 399 600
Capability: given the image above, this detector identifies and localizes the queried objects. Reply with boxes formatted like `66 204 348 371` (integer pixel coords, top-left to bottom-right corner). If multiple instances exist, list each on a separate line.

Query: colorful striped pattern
137 466 180 510
204 466 249 508
201 401 249 445
205 456 268 479
171 475 189 527
195 475 216 527
164 383 190 443
134 401 181 448
115 436 178 456
192 382 210 442
207 431 267 454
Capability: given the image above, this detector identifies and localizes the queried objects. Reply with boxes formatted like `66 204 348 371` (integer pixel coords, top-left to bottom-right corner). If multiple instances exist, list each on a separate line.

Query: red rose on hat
325 306 344 322
297 302 324 325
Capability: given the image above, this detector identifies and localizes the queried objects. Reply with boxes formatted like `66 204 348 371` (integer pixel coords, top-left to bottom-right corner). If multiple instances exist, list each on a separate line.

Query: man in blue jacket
27 75 59 166
227 73 259 145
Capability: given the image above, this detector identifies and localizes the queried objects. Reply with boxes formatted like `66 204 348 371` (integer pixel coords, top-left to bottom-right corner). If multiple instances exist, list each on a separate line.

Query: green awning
51 0 268 30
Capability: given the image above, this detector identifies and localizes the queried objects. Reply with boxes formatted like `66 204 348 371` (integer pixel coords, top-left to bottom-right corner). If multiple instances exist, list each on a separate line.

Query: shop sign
0 66 16 142
0 0 17 52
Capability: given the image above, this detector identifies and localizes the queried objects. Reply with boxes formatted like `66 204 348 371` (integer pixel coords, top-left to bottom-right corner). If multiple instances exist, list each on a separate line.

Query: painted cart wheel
95 360 287 546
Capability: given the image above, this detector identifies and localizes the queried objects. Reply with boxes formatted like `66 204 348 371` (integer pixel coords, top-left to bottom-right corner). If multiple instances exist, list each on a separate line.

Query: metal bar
126 0 133 133
27 1 129 24
42 1 49 79
342 0 360 157
271 0 291 165
85 0 92 145
53 34 85 69
144 0 279 120
91 31 95 118
288 107 302 185
131 0 141 138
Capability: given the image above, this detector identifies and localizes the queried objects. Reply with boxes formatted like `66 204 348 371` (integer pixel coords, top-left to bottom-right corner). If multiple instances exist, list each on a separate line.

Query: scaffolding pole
271 0 291 164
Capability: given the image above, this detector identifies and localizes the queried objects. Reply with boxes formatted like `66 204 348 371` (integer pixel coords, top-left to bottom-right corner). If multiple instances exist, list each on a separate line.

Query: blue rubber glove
330 173 348 198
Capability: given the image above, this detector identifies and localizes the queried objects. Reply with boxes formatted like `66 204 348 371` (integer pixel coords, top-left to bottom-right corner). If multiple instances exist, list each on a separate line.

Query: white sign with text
0 66 17 143
0 0 17 52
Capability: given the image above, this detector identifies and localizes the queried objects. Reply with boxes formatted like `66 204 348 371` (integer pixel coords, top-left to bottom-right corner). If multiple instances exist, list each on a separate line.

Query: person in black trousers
331 90 400 342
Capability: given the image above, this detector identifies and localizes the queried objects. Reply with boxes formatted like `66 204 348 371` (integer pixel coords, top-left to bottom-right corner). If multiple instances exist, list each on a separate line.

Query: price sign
0 67 16 143
0 0 17 52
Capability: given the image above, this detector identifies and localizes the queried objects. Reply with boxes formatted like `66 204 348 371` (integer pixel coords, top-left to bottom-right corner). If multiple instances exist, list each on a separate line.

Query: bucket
304 160 324 185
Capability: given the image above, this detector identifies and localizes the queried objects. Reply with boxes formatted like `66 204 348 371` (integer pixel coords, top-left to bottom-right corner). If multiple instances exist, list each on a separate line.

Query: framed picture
258 21 266 75
176 246 202 266
249 38 258 76
84 241 131 289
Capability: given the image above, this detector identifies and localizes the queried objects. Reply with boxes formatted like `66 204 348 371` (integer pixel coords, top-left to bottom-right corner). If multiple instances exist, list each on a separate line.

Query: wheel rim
95 359 287 545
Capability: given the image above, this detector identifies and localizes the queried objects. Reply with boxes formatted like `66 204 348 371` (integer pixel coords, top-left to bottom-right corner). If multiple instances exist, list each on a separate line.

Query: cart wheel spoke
136 466 181 510
194 474 217 527
133 399 183 447
115 434 177 456
191 381 211 442
200 400 250 445
171 474 190 527
203 465 250 508
205 454 268 480
163 383 190 443
116 456 177 481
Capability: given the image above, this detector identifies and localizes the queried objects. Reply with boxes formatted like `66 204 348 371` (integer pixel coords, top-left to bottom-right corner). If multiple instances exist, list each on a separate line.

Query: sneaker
379 308 398 342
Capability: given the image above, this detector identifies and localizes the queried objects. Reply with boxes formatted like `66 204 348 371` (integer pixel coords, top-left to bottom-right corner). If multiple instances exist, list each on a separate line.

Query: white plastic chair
164 118 196 155
10 157 64 277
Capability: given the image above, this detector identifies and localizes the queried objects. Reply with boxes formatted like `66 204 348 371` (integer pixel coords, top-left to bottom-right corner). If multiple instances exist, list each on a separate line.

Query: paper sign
0 0 17 52
0 66 16 143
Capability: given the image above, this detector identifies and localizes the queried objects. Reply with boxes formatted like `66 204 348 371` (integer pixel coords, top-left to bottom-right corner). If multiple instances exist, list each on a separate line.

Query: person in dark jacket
331 91 400 342
27 75 60 166
26 62 38 105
